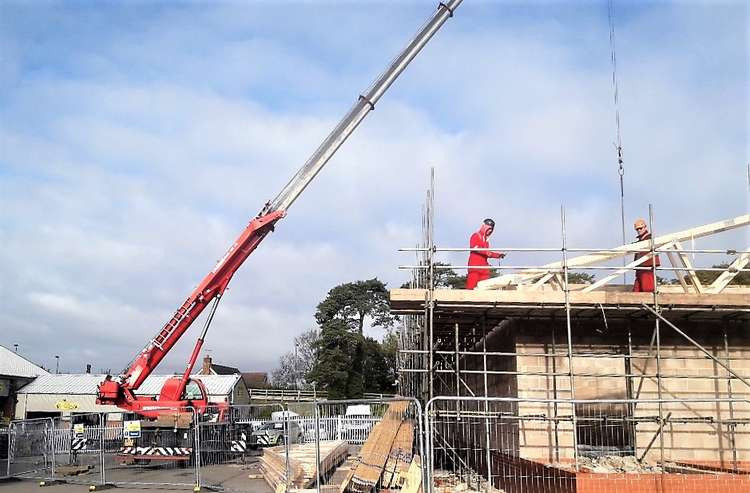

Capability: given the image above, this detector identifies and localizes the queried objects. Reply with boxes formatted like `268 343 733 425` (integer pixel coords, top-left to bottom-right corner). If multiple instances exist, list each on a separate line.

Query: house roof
209 363 240 375
242 372 269 388
17 373 241 396
0 345 49 379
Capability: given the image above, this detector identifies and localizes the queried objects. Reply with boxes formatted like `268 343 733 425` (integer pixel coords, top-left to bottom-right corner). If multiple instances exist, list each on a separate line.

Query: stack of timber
348 401 420 492
258 440 349 491
381 420 415 488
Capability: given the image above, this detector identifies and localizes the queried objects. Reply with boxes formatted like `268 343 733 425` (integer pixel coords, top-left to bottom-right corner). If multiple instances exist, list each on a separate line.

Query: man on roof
466 218 505 289
632 218 660 292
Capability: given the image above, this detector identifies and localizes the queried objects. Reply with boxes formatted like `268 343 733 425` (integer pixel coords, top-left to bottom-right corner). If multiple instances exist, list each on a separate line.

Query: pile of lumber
347 401 421 492
258 440 349 491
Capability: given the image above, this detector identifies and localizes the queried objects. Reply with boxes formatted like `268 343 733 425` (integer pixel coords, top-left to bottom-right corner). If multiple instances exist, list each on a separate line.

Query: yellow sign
73 423 85 438
124 420 141 438
55 400 79 411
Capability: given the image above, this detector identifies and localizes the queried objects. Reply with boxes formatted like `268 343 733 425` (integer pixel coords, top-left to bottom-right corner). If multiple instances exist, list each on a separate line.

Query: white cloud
1 1 746 377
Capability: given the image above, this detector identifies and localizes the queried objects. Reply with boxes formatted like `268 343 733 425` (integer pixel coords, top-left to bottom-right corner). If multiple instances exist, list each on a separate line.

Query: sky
1 0 747 377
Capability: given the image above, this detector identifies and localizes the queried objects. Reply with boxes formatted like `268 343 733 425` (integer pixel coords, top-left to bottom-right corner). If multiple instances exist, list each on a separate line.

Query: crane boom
98 0 463 414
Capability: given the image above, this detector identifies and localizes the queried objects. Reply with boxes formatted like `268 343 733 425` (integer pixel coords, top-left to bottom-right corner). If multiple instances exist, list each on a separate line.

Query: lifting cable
608 0 628 280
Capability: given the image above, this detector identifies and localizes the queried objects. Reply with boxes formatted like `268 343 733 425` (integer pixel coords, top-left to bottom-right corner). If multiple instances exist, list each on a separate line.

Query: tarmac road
0 462 273 493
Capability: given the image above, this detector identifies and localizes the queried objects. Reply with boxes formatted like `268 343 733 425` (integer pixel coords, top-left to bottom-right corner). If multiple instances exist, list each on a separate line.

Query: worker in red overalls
633 218 660 292
465 218 505 289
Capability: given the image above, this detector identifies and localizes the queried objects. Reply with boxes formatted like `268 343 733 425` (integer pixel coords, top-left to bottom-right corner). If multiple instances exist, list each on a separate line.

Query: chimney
201 355 212 375
85 364 91 374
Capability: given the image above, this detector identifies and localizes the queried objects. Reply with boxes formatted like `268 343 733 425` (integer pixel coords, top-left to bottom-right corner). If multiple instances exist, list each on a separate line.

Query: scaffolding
393 175 750 491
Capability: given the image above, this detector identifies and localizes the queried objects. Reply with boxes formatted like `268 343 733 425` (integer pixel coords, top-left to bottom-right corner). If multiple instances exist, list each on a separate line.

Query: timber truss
476 214 749 293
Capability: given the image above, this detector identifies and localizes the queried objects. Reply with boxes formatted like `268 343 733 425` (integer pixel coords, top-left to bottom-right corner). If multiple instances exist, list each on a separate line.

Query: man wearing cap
466 218 505 289
632 218 660 292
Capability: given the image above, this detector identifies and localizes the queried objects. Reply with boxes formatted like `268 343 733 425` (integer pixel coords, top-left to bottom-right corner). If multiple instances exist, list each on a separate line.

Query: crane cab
159 376 209 407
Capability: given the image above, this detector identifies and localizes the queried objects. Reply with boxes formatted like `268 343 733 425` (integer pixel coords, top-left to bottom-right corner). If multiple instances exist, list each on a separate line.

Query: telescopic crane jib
97 0 464 418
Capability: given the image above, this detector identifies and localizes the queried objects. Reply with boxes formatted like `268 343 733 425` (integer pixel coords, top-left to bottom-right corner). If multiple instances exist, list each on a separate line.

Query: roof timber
390 287 750 324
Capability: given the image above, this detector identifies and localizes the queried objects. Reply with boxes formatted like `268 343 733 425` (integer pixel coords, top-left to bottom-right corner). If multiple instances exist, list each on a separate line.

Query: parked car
249 421 303 448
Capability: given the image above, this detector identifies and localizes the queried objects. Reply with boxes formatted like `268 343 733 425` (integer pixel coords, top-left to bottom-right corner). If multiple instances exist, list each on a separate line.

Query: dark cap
483 218 495 228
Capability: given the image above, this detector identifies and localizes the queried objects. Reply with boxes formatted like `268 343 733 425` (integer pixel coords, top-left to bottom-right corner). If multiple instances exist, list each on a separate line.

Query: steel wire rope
608 0 628 284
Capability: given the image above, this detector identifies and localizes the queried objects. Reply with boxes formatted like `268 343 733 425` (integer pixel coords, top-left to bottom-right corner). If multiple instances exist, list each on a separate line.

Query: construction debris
556 455 662 474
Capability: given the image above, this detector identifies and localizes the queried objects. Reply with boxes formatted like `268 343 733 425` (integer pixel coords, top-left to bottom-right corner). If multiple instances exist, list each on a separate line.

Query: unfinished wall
438 318 749 469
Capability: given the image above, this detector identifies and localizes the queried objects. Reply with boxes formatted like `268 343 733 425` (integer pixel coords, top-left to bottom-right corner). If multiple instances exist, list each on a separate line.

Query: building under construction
392 184 750 492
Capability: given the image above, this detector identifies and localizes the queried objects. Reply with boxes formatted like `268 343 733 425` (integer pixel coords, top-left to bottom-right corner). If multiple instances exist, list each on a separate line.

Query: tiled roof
0 345 49 379
17 373 241 396
242 372 269 388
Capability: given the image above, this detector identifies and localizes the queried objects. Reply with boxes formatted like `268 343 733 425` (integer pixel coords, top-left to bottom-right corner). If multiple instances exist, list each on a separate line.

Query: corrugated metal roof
0 345 49 378
17 373 241 397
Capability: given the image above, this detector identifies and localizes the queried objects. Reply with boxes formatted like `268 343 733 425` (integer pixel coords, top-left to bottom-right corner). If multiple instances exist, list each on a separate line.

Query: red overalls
633 232 660 292
465 226 502 289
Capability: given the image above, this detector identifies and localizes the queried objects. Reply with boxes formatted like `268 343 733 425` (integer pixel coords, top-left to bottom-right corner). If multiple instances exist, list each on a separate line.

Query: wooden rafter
708 251 750 294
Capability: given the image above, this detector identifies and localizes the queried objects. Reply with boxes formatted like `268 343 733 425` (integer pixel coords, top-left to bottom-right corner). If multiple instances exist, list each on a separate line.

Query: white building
0 345 49 424
15 373 250 420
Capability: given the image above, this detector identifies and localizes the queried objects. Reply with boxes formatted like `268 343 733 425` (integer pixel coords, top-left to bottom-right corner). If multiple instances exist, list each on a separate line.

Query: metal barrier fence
198 403 290 493
1 427 9 479
302 398 424 493
102 406 199 490
7 417 55 481
4 399 428 492
426 396 750 493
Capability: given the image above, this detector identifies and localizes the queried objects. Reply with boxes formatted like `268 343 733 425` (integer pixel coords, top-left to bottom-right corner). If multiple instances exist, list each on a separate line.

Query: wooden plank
581 250 659 293
708 251 750 293
349 401 409 492
673 241 704 293
665 250 690 293
391 288 750 308
260 441 348 490
382 420 414 487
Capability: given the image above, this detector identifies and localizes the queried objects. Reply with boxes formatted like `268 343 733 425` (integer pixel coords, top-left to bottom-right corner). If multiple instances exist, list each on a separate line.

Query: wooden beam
477 214 749 290
708 251 750 294
665 250 690 293
672 242 704 294
581 252 657 293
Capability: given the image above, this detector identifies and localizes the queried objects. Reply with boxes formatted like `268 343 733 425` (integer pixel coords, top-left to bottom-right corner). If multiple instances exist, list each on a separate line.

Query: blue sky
1 0 747 376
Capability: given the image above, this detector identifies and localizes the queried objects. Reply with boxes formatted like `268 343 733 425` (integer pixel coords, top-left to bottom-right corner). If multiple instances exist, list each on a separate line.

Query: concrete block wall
444 318 749 468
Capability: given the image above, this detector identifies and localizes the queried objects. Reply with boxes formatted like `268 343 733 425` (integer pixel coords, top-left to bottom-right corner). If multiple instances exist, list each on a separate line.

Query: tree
270 329 319 389
362 336 395 393
315 278 395 335
307 320 363 399
566 272 595 284
309 278 399 398
694 263 750 286
400 262 467 289
380 330 399 388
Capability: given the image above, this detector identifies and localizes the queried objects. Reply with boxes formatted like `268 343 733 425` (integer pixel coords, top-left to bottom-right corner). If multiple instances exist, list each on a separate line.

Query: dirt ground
0 461 273 492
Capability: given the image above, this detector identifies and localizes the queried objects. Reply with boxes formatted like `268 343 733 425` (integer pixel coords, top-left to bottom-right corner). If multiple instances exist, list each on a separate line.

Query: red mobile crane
97 1 463 418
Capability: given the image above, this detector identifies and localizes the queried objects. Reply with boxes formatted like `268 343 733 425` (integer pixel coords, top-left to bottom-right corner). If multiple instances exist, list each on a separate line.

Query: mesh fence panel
101 406 198 489
8 417 54 480
426 397 750 493
197 403 287 493
0 428 9 479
